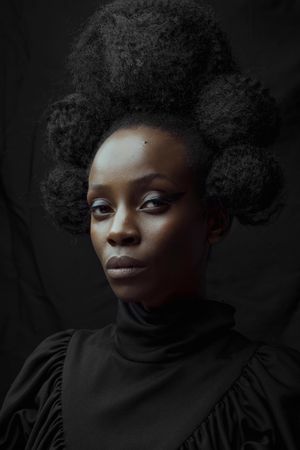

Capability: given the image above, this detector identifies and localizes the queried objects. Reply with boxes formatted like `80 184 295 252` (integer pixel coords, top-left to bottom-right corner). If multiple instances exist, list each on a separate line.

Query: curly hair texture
46 93 111 167
68 0 237 112
41 165 90 234
41 0 284 235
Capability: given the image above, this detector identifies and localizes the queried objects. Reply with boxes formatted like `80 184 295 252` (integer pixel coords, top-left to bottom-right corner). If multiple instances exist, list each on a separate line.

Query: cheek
90 222 106 261
146 214 206 266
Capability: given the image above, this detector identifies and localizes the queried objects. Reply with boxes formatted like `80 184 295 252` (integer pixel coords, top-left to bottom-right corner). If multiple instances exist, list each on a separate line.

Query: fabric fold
1 303 300 449
0 330 74 450
179 344 300 450
114 296 236 362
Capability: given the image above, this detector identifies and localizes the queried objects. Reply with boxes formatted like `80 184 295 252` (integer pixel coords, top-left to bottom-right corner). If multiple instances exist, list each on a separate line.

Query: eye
89 192 186 218
140 196 170 210
90 201 113 218
140 192 185 211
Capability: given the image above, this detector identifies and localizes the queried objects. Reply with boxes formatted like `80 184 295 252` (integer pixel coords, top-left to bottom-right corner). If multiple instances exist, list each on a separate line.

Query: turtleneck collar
113 296 236 363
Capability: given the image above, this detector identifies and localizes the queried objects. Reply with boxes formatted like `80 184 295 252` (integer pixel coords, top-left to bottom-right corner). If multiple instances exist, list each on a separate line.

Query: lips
106 255 146 269
105 256 147 280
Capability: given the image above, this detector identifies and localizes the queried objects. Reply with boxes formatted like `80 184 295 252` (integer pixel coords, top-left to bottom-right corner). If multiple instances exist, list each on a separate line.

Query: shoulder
27 328 76 368
180 342 300 450
1 328 76 406
0 327 113 449
246 342 300 392
0 329 76 450
253 340 300 366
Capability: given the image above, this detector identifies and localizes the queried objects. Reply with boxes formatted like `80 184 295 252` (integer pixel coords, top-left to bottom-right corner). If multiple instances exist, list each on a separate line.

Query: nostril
107 233 140 246
121 235 140 246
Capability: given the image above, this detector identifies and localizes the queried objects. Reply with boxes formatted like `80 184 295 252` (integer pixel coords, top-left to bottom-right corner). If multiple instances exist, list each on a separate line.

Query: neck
140 274 207 312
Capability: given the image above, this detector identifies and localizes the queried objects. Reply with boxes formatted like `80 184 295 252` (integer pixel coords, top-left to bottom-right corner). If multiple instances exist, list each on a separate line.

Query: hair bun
41 165 90 234
206 144 284 225
41 0 284 234
47 93 108 168
196 74 280 149
69 0 235 113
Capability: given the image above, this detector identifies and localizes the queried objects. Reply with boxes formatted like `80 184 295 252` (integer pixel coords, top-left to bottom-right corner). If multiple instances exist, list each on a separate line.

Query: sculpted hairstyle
41 0 284 234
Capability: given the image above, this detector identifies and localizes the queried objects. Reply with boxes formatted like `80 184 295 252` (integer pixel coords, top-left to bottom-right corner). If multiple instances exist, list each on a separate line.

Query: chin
110 284 144 303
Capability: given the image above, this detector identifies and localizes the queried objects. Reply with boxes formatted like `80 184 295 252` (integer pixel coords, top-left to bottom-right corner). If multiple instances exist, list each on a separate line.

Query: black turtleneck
1 296 300 449
114 296 237 363
63 297 258 449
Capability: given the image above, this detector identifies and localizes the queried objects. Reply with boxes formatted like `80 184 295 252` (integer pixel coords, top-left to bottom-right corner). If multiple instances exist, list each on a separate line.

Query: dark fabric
1 0 300 407
180 344 300 449
0 330 74 450
0 298 299 449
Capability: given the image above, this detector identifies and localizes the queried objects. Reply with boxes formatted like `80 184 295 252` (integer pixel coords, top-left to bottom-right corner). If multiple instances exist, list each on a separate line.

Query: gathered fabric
0 330 73 450
0 297 299 449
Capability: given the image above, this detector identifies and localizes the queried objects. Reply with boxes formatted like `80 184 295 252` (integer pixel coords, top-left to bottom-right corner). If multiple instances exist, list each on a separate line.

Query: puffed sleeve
180 344 300 450
0 329 75 450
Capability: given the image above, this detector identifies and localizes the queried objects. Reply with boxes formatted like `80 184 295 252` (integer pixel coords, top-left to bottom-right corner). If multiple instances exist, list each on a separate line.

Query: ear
205 200 232 245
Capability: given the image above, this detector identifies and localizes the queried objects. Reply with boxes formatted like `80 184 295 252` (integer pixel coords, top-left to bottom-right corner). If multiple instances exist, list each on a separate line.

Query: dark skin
87 126 230 310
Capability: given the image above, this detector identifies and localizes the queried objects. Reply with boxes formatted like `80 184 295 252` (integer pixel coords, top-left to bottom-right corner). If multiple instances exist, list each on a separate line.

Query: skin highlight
87 125 229 310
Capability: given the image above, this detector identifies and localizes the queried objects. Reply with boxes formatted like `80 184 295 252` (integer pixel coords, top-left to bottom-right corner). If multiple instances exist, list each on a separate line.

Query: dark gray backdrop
1 0 300 404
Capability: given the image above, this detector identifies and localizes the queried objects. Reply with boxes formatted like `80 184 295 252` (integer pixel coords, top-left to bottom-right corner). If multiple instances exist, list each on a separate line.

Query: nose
107 205 140 247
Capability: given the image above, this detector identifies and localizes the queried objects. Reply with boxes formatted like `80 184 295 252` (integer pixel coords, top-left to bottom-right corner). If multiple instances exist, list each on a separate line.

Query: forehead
89 126 191 185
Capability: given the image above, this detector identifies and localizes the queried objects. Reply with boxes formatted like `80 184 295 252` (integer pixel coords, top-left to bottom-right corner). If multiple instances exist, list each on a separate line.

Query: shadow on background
1 0 300 404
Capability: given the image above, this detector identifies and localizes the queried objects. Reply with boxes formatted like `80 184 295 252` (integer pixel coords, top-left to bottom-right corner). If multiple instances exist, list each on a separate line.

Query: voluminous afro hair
41 0 284 234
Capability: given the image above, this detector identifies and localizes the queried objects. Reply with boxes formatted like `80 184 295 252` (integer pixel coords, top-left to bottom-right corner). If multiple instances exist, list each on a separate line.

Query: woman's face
87 125 223 309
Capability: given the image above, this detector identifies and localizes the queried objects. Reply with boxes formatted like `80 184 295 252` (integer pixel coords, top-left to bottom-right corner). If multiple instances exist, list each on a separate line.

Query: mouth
106 266 147 279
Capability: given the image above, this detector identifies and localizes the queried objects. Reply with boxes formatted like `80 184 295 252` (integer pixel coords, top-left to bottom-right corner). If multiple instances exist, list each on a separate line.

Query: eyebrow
89 172 178 190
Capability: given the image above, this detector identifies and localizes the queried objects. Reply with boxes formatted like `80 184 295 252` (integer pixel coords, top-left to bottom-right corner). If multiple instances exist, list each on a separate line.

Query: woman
0 0 299 448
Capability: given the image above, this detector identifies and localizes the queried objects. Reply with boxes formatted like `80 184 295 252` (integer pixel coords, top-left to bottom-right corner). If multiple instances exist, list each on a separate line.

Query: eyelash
89 194 181 217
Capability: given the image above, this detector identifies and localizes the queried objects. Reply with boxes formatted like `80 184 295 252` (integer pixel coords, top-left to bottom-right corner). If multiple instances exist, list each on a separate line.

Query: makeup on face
87 125 211 309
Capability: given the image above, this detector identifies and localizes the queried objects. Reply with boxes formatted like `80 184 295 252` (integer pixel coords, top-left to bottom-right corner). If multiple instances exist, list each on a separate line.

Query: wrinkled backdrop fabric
1 0 300 404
